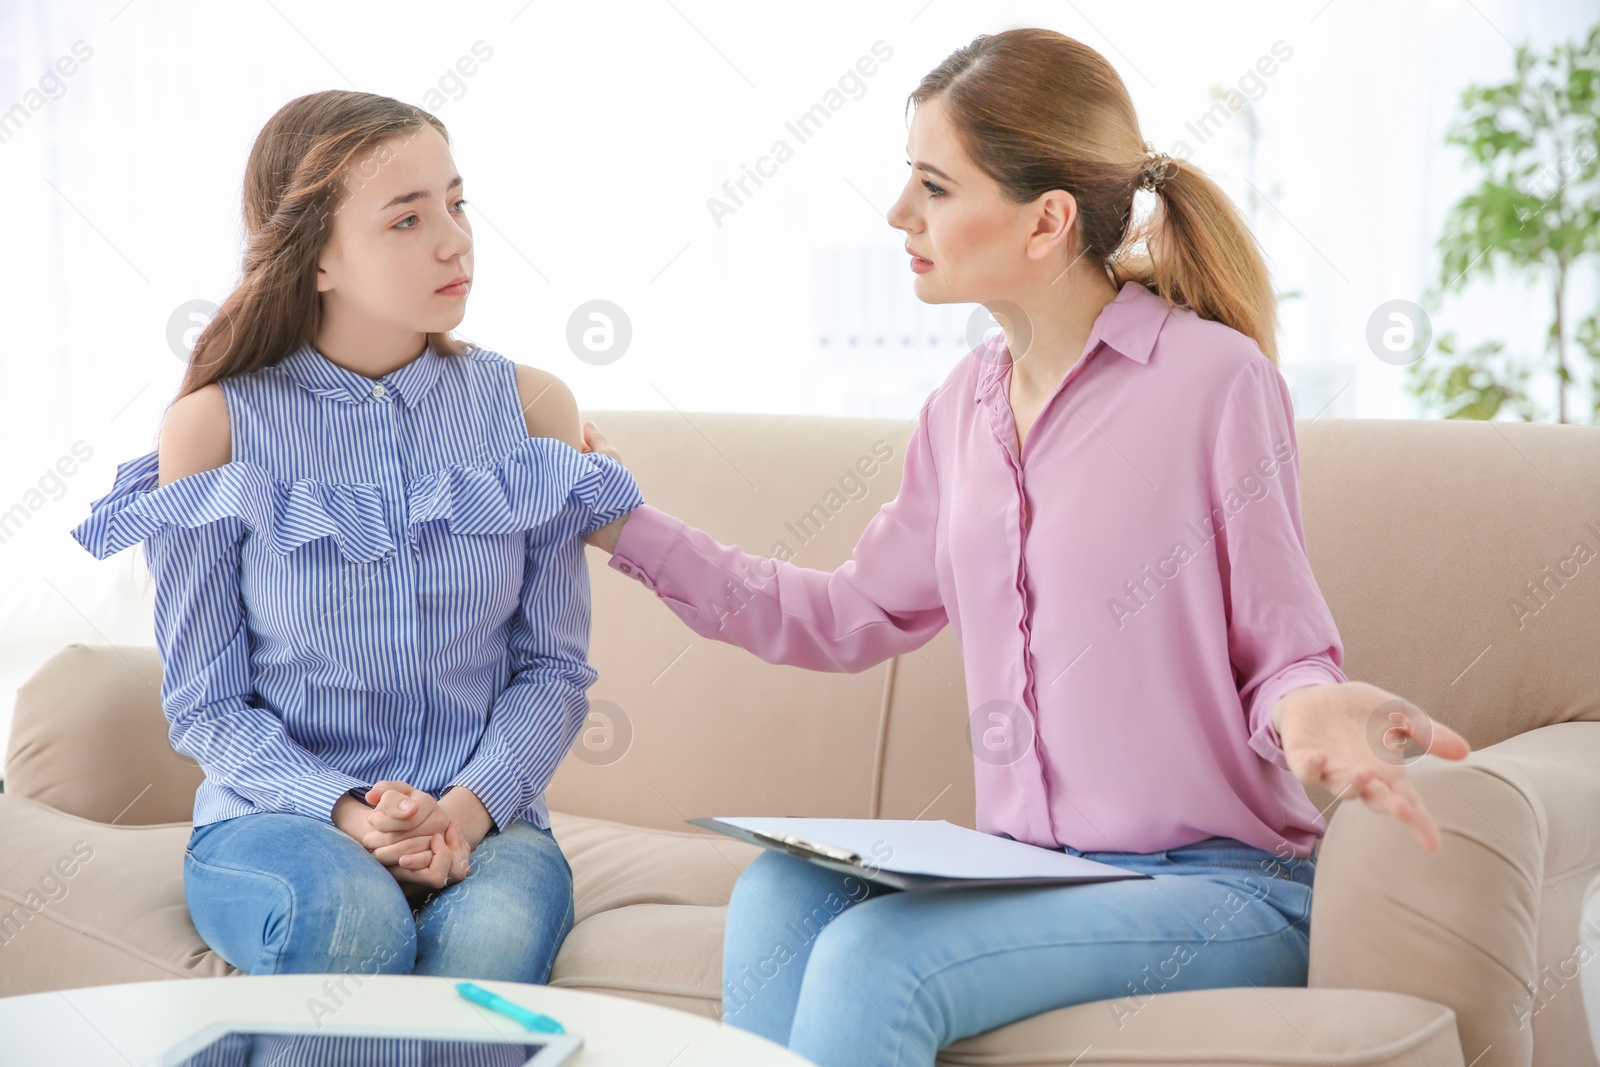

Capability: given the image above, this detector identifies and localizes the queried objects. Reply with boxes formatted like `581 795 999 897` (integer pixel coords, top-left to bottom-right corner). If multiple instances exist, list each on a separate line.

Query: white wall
1 0 1595 752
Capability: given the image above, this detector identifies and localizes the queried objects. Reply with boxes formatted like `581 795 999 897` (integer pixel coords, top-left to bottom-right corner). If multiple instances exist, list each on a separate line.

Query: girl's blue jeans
722 835 1317 1067
183 812 574 983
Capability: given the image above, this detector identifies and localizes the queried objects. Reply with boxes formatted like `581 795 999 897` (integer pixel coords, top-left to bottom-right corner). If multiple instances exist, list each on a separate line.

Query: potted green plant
1409 22 1599 423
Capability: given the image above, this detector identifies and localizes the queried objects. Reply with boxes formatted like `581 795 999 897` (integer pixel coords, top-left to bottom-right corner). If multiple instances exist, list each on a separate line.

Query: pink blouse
606 280 1346 858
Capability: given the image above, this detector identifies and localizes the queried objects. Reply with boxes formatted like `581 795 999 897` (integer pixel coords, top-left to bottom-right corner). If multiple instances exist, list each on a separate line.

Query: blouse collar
279 340 445 407
973 280 1170 402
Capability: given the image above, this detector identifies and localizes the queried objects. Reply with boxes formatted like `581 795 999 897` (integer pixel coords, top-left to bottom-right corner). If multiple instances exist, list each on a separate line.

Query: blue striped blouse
70 341 643 832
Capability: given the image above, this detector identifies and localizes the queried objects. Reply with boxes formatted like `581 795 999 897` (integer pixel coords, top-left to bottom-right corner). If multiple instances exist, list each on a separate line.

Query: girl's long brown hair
177 90 473 401
910 29 1281 365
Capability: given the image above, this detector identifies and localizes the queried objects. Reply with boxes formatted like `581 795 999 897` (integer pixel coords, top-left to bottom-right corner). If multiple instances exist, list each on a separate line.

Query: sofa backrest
551 411 975 834
8 411 1599 831
551 412 1600 834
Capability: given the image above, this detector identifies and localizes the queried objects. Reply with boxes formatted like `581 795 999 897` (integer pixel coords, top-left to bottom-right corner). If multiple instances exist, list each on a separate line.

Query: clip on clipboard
752 827 865 865
689 816 1150 891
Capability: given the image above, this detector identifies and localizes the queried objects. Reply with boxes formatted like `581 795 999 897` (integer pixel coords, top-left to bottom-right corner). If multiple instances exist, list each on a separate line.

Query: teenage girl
72 90 641 981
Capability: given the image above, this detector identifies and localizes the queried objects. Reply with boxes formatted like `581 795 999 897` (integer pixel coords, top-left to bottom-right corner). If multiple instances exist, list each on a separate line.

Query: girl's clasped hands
334 781 477 898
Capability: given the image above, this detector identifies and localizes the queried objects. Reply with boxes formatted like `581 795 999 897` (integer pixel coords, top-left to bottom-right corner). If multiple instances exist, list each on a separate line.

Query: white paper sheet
717 817 1141 882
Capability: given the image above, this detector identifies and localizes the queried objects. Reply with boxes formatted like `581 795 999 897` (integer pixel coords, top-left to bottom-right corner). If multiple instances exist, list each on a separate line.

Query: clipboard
690 816 1150 891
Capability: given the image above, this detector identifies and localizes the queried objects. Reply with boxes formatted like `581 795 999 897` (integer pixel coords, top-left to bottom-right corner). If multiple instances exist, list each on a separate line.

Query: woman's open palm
1278 681 1472 852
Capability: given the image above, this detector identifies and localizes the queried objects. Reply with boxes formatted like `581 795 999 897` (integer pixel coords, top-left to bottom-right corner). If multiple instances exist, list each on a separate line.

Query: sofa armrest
1307 720 1600 1067
6 643 198 825
0 794 233 996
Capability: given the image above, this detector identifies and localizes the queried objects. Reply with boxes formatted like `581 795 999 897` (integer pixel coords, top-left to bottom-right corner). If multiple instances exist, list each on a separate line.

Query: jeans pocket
1268 876 1315 932
185 822 215 860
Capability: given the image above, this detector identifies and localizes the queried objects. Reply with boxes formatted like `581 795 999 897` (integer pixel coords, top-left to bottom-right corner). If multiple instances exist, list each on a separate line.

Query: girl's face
316 124 474 339
887 95 1081 306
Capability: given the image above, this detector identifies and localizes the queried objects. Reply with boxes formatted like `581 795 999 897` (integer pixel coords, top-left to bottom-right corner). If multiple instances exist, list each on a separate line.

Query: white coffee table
0 975 813 1066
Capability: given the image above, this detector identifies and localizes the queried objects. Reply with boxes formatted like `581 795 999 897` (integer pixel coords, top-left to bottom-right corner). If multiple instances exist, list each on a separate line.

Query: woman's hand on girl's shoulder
579 420 634 554
580 420 619 462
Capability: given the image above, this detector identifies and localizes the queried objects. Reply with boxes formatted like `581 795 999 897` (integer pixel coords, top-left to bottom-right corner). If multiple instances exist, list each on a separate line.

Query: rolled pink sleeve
1210 358 1347 770
608 395 948 672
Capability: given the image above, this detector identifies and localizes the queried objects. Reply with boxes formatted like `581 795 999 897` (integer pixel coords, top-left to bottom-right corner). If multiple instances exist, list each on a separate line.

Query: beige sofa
5 410 1599 1067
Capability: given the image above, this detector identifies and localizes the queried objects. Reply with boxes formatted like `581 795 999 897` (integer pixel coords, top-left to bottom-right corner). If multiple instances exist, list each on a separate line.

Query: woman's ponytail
1115 152 1281 363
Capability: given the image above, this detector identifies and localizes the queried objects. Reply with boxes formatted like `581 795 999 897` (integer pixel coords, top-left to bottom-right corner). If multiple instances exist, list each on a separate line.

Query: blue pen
455 981 566 1034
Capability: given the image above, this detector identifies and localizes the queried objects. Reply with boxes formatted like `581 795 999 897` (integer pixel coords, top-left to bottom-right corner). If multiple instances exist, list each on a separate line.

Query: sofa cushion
545 809 762 1017
549 902 730 1019
0 798 762 1007
936 986 1462 1066
0 796 1464 1065
549 808 762 926
543 812 1466 1067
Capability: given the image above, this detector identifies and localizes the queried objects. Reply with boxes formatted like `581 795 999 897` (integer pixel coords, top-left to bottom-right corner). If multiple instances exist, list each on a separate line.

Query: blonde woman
579 28 1471 1067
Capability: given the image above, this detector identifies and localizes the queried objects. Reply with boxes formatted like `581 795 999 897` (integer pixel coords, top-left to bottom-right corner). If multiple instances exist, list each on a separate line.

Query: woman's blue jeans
722 835 1316 1067
183 812 574 983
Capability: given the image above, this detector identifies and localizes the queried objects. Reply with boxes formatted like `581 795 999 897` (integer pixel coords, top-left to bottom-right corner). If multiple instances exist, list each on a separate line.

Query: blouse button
618 563 633 574
371 383 388 399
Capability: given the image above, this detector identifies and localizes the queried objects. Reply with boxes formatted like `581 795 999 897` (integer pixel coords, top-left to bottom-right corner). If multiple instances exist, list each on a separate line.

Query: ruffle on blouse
404 435 637 551
70 449 396 563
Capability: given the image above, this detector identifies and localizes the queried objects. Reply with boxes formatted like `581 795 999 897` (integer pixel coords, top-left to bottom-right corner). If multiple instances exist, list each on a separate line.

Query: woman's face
887 95 1080 306
316 124 474 338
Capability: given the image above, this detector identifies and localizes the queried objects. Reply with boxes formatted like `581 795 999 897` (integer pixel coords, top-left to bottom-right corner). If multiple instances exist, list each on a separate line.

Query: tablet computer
145 1020 583 1066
